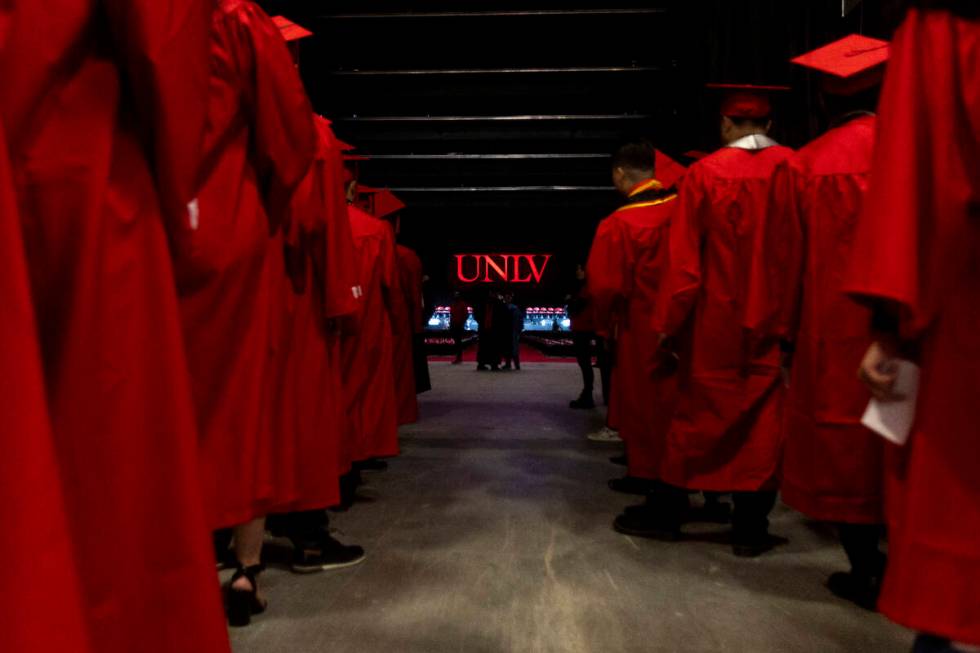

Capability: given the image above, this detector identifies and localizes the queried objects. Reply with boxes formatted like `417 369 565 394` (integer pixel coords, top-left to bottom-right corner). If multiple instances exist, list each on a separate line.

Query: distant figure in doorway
449 293 469 365
568 264 601 409
502 293 524 371
475 291 503 371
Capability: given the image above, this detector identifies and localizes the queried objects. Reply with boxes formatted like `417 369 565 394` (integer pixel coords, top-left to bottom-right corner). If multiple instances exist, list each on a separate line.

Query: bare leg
232 517 265 594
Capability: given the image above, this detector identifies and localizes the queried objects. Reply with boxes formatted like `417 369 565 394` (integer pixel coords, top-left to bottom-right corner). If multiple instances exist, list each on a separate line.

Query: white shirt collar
726 134 780 151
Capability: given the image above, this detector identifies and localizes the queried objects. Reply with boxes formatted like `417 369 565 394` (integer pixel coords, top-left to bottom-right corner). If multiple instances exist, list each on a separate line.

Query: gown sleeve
586 217 630 339
226 3 316 229
102 0 211 228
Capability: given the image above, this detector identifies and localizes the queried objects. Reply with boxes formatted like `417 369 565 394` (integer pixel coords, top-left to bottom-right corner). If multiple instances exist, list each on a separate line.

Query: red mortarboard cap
791 34 889 95
707 83 790 119
273 16 313 42
653 149 686 188
340 139 369 162
372 189 406 218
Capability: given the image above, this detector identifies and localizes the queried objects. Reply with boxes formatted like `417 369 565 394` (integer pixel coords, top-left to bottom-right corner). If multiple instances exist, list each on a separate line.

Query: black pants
477 329 499 366
572 331 595 396
267 510 329 547
838 523 886 577
450 326 465 360
732 491 778 541
504 338 520 369
595 336 611 405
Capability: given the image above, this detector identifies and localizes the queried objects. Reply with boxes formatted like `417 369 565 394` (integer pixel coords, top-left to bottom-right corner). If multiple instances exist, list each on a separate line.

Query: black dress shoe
826 571 882 611
687 496 732 524
731 533 778 558
609 454 628 466
569 395 596 409
608 476 658 496
613 509 682 541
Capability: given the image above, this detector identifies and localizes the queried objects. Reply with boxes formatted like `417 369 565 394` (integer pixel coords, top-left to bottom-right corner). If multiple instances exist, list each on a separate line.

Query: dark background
257 0 907 308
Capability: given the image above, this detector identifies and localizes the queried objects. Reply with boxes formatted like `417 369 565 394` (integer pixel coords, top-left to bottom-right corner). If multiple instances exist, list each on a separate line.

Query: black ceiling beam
336 114 650 123
366 153 608 160
328 66 662 76
320 8 667 20
388 186 614 192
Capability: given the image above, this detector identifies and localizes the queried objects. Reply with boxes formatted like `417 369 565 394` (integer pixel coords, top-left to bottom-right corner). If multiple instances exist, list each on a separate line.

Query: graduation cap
653 149 686 189
272 16 313 42
373 189 406 218
331 136 367 183
791 34 889 96
358 186 405 218
706 83 791 119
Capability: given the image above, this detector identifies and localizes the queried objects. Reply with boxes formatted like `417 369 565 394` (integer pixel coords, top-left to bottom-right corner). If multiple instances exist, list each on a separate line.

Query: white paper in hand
861 359 921 446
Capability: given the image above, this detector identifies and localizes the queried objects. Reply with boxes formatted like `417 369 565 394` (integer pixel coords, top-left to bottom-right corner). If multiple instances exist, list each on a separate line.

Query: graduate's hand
858 341 904 402
656 333 680 373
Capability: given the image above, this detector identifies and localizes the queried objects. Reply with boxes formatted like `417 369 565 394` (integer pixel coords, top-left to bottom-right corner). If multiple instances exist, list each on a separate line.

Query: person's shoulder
796 116 876 175
595 213 623 235
681 152 724 182
771 144 795 160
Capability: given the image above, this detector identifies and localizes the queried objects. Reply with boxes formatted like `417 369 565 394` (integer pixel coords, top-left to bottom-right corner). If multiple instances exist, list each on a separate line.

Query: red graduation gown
0 2 230 651
344 206 402 461
264 119 349 514
394 244 424 424
745 115 884 524
314 118 362 476
175 0 315 528
587 190 679 480
655 141 793 492
0 124 92 653
845 9 980 644
267 115 363 510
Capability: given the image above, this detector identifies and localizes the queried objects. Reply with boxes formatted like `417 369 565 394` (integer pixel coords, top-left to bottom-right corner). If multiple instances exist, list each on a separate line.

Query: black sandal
224 564 267 627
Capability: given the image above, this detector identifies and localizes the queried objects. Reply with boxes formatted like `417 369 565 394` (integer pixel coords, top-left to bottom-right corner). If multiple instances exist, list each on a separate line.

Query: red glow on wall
454 254 553 284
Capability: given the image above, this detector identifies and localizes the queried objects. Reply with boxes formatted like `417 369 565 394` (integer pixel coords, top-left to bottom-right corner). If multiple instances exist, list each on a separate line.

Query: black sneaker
608 476 659 496
826 571 882 611
291 535 366 574
569 396 596 410
354 458 388 473
477 365 489 371
613 508 682 541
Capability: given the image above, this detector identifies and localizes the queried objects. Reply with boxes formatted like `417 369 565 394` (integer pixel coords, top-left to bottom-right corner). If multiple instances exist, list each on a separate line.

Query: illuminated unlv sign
454 254 553 284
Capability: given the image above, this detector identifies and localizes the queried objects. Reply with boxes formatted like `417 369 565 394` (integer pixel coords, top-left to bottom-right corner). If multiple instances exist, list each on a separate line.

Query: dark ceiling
257 1 904 305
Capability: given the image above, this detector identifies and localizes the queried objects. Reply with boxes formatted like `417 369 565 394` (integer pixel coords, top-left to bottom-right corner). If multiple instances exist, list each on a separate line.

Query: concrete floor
230 362 912 653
